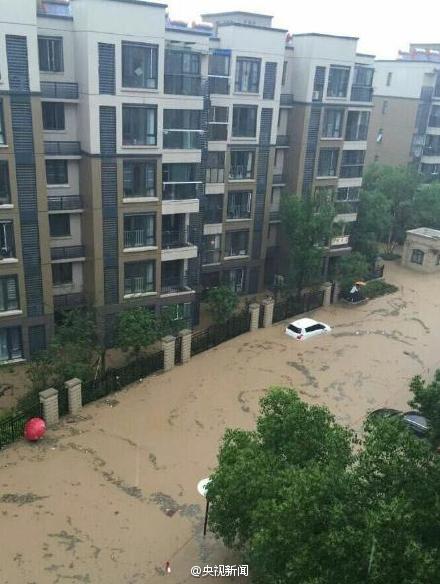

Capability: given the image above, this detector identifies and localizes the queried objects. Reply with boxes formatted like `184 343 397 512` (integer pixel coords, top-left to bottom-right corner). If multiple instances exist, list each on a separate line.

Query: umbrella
24 418 46 442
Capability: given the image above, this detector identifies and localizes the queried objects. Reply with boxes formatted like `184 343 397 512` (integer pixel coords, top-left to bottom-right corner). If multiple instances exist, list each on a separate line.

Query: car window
288 324 302 334
305 324 322 332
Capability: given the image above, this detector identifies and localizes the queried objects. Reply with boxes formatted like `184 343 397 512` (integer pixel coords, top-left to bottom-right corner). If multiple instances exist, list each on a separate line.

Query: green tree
361 165 421 253
351 189 392 261
206 286 239 325
115 307 159 356
409 369 440 448
411 183 440 231
158 305 188 337
207 387 440 584
332 252 369 293
280 194 335 295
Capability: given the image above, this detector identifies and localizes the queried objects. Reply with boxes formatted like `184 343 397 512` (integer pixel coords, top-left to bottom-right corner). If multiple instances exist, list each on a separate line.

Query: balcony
229 166 254 181
162 183 199 201
162 227 194 250
208 76 230 95
53 293 85 310
340 166 364 179
164 74 202 96
272 173 286 185
163 131 201 150
227 207 251 221
276 135 289 147
44 141 81 157
48 195 82 212
161 272 195 295
202 250 221 265
40 81 79 100
208 124 228 141
350 85 373 102
51 245 85 261
280 93 294 106
124 277 154 296
124 230 155 249
206 168 225 183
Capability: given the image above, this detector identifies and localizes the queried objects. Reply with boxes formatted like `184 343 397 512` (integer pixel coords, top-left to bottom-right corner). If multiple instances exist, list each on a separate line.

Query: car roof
290 318 319 328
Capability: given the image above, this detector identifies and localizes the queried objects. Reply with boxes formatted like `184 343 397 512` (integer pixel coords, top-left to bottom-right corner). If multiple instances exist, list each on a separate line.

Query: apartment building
265 34 374 282
0 0 286 361
366 45 440 180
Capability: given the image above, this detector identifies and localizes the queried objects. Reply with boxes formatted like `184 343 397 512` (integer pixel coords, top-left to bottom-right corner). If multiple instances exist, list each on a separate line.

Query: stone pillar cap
179 329 192 336
65 378 81 388
162 335 176 343
262 297 275 305
39 387 58 400
248 303 260 310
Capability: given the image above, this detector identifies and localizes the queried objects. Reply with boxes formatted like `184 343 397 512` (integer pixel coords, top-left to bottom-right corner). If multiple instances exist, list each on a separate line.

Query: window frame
0 326 23 363
123 160 156 198
317 148 339 177
52 262 73 286
229 150 255 180
124 260 156 295
232 105 258 138
227 191 252 220
123 213 156 248
38 36 64 73
122 104 157 146
322 108 344 138
46 159 68 185
327 65 350 98
49 214 71 238
225 230 249 257
0 275 19 313
121 41 158 90
235 57 261 93
0 100 6 145
345 110 370 141
0 161 11 205
42 102 65 131
0 220 15 258
411 249 425 265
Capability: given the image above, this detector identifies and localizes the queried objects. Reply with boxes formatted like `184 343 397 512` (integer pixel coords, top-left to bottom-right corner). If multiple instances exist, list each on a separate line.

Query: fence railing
51 245 85 261
40 81 79 100
44 141 81 156
191 311 251 356
53 292 85 309
0 403 42 449
273 290 325 324
48 195 83 211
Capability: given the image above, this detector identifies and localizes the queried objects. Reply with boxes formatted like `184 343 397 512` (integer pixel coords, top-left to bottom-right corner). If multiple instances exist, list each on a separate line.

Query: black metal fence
273 290 325 324
0 403 42 449
82 350 164 405
191 311 250 356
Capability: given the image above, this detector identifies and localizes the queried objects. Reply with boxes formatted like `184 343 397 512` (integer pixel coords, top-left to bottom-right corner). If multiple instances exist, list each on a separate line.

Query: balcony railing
331 235 350 247
53 293 85 309
124 230 155 249
229 166 254 181
340 166 364 178
163 131 201 149
280 93 294 106
350 85 373 102
208 124 228 141
51 245 85 261
276 135 289 147
40 81 79 100
334 201 359 214
161 272 194 295
0 245 15 259
206 168 225 183
162 227 194 249
423 145 440 156
227 207 251 220
428 117 440 128
124 277 154 295
48 195 82 211
208 76 230 95
44 141 81 156
272 173 286 185
164 74 202 96
202 250 221 265
162 183 199 200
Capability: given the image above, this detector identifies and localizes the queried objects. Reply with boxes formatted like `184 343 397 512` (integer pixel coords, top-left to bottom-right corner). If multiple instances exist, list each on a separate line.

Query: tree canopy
206 286 239 324
207 387 440 584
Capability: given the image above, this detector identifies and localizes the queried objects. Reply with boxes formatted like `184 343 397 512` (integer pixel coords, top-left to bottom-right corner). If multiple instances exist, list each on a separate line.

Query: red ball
24 418 46 442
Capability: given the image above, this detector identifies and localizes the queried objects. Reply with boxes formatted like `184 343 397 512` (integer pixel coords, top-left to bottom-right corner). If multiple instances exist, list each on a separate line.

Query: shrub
364 280 398 299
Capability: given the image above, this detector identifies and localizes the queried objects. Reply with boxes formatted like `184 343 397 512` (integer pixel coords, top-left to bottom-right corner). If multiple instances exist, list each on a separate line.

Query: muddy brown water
0 262 439 583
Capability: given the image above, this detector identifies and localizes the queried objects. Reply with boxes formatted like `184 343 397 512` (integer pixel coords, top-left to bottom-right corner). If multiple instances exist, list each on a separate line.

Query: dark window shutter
98 43 116 95
6 35 30 93
29 325 47 357
263 62 277 100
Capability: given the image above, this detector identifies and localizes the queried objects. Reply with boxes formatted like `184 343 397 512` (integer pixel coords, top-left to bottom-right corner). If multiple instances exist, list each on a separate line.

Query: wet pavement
0 261 439 583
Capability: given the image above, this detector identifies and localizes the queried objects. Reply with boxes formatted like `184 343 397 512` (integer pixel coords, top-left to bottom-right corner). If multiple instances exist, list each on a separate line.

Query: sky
164 0 440 59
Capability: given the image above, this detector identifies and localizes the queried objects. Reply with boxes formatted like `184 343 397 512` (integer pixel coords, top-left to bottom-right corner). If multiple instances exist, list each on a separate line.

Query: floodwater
0 261 439 584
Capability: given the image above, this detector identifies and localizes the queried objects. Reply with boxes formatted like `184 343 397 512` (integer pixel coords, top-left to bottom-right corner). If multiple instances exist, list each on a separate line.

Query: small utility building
402 228 440 273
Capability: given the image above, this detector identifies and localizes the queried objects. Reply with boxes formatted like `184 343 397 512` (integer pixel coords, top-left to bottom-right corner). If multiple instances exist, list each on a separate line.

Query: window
42 102 65 131
322 109 344 138
327 66 350 98
124 261 155 295
122 105 157 146
336 187 360 202
232 105 257 138
235 58 261 93
122 41 158 89
382 100 388 114
163 109 201 149
411 249 424 265
227 191 252 220
0 101 6 144
282 61 287 85
123 214 155 248
206 152 225 183
229 151 255 180
225 230 249 257
0 161 11 205
317 148 339 177
46 160 68 185
0 276 19 312
225 268 245 293
38 36 63 72
123 160 156 198
49 214 70 237
162 163 198 183
202 234 222 265
52 263 73 286
429 105 440 127
340 150 365 178
0 327 23 363
345 111 370 141
353 66 373 87
164 50 201 95
208 106 228 141
386 72 393 86
209 53 230 76
0 221 15 258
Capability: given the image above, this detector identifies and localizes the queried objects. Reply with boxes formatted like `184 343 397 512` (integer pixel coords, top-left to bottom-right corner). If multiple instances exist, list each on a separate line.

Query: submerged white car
285 318 331 341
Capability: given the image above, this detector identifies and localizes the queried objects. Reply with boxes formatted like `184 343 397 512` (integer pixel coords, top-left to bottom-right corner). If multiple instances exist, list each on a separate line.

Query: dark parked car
367 408 430 438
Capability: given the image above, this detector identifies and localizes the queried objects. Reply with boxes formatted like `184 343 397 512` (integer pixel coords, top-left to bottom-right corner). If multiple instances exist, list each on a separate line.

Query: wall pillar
162 335 176 372
333 281 341 303
39 388 59 427
322 282 333 307
262 298 275 328
179 329 192 364
248 303 260 332
65 378 82 415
